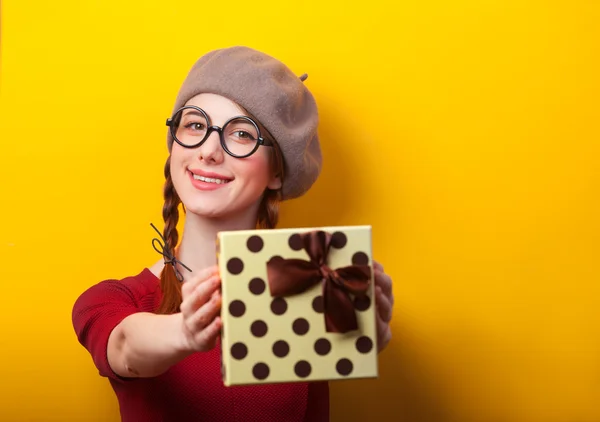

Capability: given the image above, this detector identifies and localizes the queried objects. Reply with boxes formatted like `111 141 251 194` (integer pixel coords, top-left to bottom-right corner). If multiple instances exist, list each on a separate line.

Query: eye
225 119 259 143
233 130 254 139
184 121 206 132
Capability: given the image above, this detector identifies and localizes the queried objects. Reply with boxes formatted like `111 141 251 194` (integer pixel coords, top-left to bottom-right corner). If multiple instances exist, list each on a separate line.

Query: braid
156 156 184 314
257 189 281 229
257 131 284 230
162 156 181 257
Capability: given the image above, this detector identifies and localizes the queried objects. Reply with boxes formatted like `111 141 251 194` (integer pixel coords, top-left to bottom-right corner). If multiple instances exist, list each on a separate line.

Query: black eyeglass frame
166 105 273 158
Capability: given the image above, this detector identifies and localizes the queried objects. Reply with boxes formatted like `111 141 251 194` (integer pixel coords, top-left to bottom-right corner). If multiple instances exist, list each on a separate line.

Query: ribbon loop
150 223 192 282
266 230 371 333
303 230 331 266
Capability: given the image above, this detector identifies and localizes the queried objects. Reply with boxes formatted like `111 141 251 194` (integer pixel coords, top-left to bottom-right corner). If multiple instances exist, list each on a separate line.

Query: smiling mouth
190 173 232 185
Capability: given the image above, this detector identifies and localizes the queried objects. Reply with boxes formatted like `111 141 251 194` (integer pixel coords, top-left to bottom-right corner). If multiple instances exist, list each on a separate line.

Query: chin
184 201 231 219
183 197 261 222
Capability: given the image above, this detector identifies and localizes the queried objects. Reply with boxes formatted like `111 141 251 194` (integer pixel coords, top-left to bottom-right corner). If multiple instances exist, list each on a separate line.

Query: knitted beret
167 46 322 201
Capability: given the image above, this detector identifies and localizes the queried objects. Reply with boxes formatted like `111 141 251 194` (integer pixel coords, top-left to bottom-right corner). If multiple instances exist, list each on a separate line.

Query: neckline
141 267 161 281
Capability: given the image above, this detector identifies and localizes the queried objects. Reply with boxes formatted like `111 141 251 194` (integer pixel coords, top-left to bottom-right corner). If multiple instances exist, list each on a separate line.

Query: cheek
168 146 193 191
170 144 188 165
233 154 273 182
169 144 198 175
169 146 181 170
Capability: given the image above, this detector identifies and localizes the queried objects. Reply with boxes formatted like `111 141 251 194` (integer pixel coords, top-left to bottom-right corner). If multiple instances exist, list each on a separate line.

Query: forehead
183 93 246 123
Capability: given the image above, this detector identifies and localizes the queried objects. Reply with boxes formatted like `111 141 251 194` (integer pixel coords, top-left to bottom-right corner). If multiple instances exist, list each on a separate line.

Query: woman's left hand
373 260 394 352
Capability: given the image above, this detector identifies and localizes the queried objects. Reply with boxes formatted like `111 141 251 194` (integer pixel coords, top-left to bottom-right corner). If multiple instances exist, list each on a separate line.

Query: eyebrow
182 110 205 119
182 108 251 123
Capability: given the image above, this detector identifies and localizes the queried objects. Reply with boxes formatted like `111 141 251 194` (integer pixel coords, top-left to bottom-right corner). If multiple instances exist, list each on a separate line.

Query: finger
375 285 393 323
181 265 219 297
373 260 384 272
187 290 222 332
181 275 221 316
376 313 392 352
374 270 393 298
182 275 220 316
195 316 223 352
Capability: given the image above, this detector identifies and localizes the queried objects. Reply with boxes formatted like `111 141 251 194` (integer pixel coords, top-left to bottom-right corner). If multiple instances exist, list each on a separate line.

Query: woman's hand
373 260 394 352
179 266 223 352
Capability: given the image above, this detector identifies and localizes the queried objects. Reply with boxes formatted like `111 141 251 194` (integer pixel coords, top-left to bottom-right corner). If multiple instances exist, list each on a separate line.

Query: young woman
72 46 394 422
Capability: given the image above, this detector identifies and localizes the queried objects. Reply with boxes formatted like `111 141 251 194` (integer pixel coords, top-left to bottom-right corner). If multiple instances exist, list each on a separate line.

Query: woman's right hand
179 265 223 352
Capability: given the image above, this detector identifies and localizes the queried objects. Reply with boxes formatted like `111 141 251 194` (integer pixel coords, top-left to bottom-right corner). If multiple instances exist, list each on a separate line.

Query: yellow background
1 1 599 421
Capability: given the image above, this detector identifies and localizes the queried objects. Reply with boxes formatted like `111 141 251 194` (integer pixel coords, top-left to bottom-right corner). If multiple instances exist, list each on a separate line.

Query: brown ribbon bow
266 230 372 333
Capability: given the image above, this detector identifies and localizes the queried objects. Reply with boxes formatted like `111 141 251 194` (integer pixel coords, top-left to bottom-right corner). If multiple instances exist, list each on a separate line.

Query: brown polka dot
314 338 331 356
270 297 288 315
231 342 248 359
229 300 246 317
331 232 347 249
354 294 371 311
336 358 353 376
247 235 264 253
292 318 310 335
294 360 312 378
272 340 290 358
288 234 303 251
352 252 369 266
227 257 244 275
251 320 268 337
312 295 324 313
253 363 270 380
356 336 374 354
249 277 266 295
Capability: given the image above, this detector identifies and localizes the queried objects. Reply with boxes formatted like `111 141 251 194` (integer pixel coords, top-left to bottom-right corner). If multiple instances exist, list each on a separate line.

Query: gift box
217 225 379 386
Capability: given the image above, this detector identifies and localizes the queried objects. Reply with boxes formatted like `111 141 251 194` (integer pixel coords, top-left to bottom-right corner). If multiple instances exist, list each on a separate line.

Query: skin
106 93 394 379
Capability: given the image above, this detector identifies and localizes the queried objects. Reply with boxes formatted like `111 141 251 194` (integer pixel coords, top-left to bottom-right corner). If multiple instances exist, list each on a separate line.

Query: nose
196 127 224 164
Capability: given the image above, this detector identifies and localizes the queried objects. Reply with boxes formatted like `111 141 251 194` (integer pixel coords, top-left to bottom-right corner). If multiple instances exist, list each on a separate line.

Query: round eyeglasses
166 106 273 158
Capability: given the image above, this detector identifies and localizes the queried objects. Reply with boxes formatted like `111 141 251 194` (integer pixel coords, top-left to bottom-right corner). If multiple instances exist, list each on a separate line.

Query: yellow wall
1 1 598 421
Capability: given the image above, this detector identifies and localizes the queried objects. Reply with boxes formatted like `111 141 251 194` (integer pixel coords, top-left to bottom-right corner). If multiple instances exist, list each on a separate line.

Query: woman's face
169 93 281 221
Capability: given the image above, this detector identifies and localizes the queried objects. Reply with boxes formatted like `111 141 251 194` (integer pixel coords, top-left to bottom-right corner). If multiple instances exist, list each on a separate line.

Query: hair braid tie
150 223 192 282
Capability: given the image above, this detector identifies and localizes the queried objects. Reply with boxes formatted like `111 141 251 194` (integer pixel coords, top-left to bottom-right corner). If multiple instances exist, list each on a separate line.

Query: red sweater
72 268 330 422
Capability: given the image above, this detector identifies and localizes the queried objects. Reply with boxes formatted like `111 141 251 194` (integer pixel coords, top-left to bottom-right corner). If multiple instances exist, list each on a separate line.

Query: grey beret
167 46 322 201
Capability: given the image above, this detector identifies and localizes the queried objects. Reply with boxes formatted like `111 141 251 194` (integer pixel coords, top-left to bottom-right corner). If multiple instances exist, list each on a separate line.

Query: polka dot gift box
217 226 379 386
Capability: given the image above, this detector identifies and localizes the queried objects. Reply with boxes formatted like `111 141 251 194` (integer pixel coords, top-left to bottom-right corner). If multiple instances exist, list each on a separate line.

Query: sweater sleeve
72 275 151 382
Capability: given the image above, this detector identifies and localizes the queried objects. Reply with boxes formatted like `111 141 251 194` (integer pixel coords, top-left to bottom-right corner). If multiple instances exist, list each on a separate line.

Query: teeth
193 174 229 184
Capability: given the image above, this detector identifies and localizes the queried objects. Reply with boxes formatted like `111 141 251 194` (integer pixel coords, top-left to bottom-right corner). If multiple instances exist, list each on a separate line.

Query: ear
267 173 282 190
